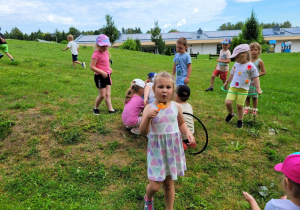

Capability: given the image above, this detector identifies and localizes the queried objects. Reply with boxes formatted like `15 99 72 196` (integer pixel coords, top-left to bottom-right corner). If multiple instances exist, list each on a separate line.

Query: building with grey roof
75 27 300 54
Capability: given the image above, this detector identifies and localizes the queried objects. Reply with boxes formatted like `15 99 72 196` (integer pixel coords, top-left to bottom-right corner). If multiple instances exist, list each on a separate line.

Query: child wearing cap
243 152 300 209
90 34 118 115
223 44 262 128
176 85 196 150
143 72 156 106
172 37 192 86
62 34 86 68
122 79 145 135
205 38 231 91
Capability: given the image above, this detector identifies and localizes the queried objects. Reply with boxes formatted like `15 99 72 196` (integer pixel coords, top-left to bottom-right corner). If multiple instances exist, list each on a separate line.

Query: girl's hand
186 132 195 145
256 87 262 95
148 108 159 119
281 195 287 200
243 191 255 203
101 72 108 78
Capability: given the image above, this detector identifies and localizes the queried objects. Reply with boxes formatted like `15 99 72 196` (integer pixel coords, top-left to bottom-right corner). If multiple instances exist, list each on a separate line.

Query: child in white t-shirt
62 34 86 68
144 72 156 106
223 44 262 128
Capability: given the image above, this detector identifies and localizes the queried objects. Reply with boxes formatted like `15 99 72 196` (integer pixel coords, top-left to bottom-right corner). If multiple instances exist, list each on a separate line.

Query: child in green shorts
223 44 262 128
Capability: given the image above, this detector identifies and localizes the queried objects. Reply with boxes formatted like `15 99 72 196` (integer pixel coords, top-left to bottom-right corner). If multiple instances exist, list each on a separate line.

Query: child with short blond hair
62 34 86 68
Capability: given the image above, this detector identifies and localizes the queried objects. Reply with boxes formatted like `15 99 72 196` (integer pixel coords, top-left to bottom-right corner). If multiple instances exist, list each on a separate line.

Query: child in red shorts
205 38 231 91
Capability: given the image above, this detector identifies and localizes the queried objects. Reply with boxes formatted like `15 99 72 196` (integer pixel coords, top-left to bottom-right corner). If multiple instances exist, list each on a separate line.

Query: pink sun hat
230 44 250 58
274 152 300 184
96 34 111 46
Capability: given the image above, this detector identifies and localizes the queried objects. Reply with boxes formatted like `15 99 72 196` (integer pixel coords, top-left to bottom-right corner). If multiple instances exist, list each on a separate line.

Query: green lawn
0 40 299 209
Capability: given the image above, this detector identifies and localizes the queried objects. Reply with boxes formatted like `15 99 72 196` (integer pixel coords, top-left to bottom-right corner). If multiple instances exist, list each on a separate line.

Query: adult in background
0 27 15 61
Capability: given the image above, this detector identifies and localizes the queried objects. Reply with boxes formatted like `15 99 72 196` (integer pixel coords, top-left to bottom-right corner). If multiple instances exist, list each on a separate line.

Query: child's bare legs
5 52 14 60
146 180 161 201
252 97 258 109
245 97 251 107
210 74 217 87
236 104 244 121
162 176 175 210
95 86 114 111
225 99 234 114
74 61 82 66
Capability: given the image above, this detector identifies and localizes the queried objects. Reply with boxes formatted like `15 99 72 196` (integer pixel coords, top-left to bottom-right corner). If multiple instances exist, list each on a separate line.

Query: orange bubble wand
157 103 167 111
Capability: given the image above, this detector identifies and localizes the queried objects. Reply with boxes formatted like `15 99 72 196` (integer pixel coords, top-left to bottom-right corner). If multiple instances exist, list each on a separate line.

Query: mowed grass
0 40 299 209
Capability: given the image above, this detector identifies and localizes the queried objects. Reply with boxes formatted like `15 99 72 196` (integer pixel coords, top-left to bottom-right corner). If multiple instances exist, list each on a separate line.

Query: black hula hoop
183 112 209 155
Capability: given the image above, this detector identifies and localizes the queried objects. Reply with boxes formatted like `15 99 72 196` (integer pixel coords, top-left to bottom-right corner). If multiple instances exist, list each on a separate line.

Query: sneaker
225 113 236 122
237 120 243 128
108 109 119 114
251 109 258 116
244 109 249 114
189 142 197 148
205 86 214 91
93 108 100 115
82 62 86 68
0 54 3 59
131 127 140 135
11 59 15 61
144 195 154 210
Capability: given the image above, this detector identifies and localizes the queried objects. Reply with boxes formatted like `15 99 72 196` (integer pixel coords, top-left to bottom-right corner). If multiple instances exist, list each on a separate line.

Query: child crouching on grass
122 79 145 135
243 152 300 210
223 44 262 128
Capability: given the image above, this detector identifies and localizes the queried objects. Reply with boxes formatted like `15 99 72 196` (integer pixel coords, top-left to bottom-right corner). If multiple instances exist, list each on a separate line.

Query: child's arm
177 103 195 145
252 77 262 94
143 84 150 106
172 63 176 76
139 105 159 136
184 63 192 84
242 192 261 210
62 47 69 51
217 58 231 63
258 60 266 77
224 74 234 86
90 58 108 78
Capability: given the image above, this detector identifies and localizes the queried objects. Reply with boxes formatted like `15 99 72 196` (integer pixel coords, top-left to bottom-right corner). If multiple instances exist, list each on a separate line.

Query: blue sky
0 0 299 34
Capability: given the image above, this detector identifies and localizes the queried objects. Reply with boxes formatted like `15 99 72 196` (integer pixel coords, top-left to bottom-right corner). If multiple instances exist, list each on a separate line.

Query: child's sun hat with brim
96 34 111 46
230 44 250 58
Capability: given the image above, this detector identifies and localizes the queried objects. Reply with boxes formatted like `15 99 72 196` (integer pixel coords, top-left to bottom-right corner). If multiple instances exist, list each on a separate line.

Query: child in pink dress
140 71 195 210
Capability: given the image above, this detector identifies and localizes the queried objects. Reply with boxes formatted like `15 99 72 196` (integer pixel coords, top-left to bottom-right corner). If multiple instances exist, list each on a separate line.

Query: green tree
151 20 165 54
121 27 142 34
165 46 172 56
168 29 179 33
9 27 23 40
102 14 119 44
135 39 141 51
119 37 137 51
67 27 81 39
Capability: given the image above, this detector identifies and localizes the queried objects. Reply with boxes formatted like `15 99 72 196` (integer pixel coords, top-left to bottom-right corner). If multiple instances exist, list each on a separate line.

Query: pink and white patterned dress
147 101 186 181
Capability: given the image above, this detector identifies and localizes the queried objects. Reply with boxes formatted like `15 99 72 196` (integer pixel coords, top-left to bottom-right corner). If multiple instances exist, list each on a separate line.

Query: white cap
131 79 145 88
230 44 250 58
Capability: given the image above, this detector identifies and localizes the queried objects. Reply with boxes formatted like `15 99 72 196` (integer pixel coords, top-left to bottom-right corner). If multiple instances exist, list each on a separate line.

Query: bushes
119 37 141 51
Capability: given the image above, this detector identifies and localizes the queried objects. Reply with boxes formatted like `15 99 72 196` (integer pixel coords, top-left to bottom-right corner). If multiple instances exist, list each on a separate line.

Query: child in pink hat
90 34 118 115
243 152 300 209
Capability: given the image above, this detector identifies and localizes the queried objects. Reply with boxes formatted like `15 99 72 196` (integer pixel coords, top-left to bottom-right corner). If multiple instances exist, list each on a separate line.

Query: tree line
218 20 293 31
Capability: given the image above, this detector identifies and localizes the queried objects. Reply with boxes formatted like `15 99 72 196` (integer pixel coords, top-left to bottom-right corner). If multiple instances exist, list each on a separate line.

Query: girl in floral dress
140 71 195 210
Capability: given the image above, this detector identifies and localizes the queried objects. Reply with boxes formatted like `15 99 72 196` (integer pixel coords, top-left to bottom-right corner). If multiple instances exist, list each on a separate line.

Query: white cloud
163 24 171 29
177 19 186 27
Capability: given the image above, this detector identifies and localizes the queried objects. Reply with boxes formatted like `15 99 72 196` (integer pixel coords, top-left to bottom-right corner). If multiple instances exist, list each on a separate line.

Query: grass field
0 40 299 209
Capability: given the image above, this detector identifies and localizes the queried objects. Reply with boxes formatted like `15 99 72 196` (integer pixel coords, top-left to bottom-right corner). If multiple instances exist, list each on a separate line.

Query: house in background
75 27 300 54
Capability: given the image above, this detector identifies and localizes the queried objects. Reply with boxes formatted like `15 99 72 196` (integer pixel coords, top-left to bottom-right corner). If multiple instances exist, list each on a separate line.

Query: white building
75 27 300 54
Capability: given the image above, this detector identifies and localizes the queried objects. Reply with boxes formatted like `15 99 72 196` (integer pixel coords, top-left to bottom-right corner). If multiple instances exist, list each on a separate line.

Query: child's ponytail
124 85 142 104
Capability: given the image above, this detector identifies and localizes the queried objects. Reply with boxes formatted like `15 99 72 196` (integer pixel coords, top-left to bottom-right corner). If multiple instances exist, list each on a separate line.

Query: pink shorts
213 70 228 83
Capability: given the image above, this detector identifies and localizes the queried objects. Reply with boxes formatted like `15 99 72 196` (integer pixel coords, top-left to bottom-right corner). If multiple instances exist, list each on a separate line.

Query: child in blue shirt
172 37 192 86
